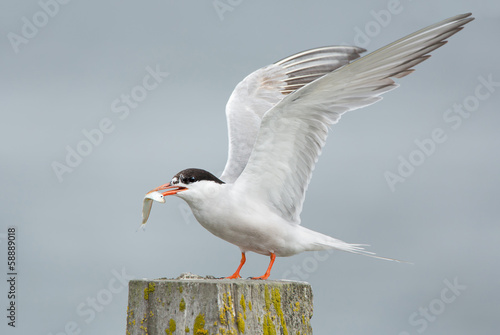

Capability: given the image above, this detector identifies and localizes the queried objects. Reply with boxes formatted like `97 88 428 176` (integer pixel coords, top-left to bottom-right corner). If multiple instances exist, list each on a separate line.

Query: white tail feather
314 240 410 263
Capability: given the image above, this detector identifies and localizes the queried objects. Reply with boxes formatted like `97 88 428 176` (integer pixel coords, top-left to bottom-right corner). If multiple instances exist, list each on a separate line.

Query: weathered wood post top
126 273 313 335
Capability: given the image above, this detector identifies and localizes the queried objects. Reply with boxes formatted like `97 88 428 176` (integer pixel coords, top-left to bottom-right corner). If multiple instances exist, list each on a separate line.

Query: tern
142 14 473 279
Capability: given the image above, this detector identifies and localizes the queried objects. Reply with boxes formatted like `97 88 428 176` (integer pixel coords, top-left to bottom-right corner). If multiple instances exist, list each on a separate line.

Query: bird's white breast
179 183 304 256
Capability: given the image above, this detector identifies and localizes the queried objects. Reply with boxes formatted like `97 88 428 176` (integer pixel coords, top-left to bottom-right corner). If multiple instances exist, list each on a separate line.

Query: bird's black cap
171 168 225 185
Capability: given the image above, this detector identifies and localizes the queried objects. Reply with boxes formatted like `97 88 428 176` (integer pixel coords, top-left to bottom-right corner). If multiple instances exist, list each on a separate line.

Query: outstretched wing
220 46 365 183
233 13 474 223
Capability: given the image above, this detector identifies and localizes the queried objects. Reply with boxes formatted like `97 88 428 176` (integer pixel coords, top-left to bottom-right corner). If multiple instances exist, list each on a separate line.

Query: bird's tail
319 240 410 263
302 226 409 263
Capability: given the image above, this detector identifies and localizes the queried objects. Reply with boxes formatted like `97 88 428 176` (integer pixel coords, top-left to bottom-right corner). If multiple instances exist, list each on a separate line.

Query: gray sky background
1 1 499 334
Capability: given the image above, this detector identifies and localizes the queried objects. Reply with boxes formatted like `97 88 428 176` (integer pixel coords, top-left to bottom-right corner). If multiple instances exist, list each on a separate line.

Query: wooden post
126 273 313 335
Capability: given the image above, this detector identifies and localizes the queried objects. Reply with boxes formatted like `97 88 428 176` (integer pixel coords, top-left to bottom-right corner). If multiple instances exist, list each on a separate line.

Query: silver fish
139 191 166 230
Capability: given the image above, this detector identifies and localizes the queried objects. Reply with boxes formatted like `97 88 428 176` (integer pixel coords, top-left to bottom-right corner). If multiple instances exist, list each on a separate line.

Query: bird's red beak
147 183 187 196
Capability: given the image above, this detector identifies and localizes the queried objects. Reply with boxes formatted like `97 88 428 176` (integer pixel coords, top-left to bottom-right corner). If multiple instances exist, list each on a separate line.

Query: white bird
142 14 473 279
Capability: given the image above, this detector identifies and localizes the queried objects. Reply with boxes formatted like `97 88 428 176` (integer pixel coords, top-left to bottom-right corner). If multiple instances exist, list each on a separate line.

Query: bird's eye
171 177 178 185
179 175 196 184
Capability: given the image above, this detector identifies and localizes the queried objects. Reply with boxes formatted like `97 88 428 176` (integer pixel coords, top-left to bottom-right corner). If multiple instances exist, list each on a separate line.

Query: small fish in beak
139 191 166 231
138 182 187 231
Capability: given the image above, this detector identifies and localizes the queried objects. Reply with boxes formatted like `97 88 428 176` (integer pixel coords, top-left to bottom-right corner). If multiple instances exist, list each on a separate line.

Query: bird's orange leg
251 253 276 280
225 252 246 279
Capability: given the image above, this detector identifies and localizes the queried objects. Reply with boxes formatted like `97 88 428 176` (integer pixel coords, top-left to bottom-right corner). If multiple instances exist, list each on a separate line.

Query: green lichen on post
140 312 148 325
239 294 247 319
193 314 208 335
263 314 276 335
236 312 245 333
165 318 176 335
185 326 190 333
167 282 173 294
219 308 226 326
219 292 235 326
272 287 288 335
144 282 156 300
127 306 135 327
179 298 186 311
264 285 271 311
179 286 183 293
